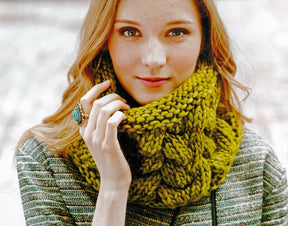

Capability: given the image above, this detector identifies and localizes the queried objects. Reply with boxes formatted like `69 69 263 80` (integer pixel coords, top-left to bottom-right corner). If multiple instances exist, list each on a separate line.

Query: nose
141 39 167 69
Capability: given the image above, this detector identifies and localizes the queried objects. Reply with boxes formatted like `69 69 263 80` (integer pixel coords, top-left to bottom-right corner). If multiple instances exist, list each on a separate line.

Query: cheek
108 39 135 75
172 47 200 78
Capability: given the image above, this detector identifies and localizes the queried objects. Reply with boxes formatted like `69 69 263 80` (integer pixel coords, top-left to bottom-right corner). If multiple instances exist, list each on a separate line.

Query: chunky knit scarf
69 53 243 209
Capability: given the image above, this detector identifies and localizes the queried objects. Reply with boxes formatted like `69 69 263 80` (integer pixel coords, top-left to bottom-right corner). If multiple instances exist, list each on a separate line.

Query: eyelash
118 27 190 39
119 27 141 38
167 28 190 37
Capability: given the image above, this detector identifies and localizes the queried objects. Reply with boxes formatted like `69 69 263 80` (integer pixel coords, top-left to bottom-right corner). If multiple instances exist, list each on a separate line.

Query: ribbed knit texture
69 54 243 208
17 130 288 225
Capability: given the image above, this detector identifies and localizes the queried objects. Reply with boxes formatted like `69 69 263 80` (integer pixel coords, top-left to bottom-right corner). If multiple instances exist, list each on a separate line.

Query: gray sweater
17 129 288 225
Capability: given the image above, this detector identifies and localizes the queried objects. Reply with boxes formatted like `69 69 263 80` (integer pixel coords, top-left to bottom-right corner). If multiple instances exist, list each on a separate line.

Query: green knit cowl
69 54 243 209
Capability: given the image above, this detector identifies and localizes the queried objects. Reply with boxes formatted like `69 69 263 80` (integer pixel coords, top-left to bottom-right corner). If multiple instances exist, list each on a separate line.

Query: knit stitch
69 53 243 208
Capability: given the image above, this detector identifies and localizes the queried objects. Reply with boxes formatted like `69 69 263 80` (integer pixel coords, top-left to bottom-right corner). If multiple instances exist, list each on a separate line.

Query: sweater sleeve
261 145 288 225
17 137 75 226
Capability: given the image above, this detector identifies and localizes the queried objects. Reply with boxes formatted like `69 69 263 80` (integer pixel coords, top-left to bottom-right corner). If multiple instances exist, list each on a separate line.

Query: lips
137 77 170 88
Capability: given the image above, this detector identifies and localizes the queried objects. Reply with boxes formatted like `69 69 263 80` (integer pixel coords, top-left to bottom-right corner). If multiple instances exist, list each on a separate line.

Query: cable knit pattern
69 54 243 208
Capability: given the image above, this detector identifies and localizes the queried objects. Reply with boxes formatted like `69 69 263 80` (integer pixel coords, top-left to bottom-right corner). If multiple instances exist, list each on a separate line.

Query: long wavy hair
17 0 250 152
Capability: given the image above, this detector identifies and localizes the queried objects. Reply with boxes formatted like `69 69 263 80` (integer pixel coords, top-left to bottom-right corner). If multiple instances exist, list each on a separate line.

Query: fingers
94 100 129 142
80 80 127 114
80 80 110 110
81 93 128 132
104 111 126 147
80 93 130 144
79 80 126 128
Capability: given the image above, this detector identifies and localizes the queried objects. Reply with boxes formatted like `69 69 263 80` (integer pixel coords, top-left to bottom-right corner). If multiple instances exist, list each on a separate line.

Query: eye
167 28 189 37
120 27 140 37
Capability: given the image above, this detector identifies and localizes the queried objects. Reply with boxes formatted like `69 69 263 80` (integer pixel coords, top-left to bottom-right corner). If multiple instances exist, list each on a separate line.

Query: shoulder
238 128 285 172
236 128 287 192
17 136 48 159
240 128 276 151
17 137 65 172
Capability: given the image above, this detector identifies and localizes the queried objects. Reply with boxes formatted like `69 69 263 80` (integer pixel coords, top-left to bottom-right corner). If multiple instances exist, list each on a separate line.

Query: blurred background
0 0 287 225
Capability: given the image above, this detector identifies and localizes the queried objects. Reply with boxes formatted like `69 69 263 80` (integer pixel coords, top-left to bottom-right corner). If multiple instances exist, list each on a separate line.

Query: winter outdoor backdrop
0 0 287 225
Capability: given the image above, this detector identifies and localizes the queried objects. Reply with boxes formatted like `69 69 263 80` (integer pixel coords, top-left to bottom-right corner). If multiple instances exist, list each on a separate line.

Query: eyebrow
114 19 195 26
166 20 195 26
114 19 141 26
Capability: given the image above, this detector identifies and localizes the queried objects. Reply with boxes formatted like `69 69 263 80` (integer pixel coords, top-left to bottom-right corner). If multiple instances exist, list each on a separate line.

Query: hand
79 80 132 191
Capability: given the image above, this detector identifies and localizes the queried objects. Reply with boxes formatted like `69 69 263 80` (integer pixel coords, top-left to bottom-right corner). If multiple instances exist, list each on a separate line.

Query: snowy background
0 0 287 225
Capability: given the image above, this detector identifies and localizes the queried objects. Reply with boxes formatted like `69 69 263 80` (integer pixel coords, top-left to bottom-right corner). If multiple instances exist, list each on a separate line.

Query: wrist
98 189 129 204
99 182 130 194
99 176 131 192
93 183 129 226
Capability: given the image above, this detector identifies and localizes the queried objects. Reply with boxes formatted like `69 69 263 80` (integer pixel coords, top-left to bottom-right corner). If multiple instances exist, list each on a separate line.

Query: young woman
17 0 288 225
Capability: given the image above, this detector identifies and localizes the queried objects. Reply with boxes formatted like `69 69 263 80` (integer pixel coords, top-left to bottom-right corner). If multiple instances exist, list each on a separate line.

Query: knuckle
114 99 122 106
93 83 108 97
110 100 125 110
107 117 119 128
110 93 121 100
99 106 110 115
92 99 103 109
80 97 89 106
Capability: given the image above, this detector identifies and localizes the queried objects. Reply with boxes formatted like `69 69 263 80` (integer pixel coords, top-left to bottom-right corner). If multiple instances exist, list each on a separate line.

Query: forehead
115 0 200 24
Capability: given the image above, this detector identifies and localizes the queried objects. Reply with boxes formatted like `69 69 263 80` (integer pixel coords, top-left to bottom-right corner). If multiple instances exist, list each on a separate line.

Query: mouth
137 77 170 88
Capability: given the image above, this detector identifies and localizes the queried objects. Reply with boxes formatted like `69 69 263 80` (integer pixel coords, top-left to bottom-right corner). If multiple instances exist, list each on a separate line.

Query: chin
134 95 161 106
122 86 167 107
137 100 152 106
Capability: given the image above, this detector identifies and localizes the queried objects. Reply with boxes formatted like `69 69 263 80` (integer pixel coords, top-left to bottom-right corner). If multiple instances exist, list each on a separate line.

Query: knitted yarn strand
69 54 243 208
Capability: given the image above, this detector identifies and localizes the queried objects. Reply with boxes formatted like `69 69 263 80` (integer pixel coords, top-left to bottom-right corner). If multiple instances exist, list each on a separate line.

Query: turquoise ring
73 102 89 125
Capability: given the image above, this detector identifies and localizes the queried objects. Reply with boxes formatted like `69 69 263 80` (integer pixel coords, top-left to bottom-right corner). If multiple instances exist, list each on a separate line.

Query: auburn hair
17 0 250 152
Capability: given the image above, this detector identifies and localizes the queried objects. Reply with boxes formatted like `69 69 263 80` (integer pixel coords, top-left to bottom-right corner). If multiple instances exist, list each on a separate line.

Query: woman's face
108 0 202 105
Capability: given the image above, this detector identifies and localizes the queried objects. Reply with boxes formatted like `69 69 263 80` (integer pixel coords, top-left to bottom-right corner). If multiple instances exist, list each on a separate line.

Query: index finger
80 80 111 111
